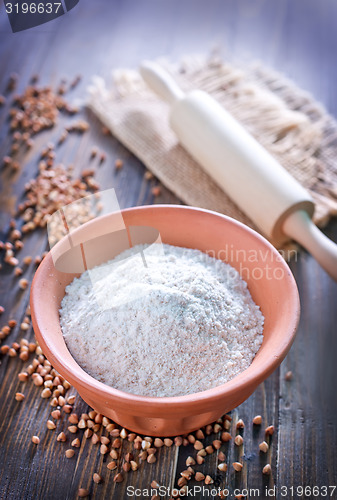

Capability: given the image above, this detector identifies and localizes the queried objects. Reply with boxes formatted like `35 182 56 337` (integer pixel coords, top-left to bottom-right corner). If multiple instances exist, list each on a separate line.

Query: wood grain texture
0 1 336 499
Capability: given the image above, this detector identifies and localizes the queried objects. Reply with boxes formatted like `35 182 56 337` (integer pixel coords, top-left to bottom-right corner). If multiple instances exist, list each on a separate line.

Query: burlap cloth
87 55 337 249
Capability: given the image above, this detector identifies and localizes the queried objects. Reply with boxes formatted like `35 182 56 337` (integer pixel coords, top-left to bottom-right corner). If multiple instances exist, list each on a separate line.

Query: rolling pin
140 61 337 281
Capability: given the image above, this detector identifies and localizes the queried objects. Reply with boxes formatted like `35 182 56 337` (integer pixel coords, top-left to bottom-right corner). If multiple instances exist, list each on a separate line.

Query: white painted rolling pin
140 61 337 281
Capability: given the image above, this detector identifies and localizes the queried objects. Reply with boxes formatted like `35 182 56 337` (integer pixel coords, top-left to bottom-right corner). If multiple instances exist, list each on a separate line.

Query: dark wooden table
0 1 336 499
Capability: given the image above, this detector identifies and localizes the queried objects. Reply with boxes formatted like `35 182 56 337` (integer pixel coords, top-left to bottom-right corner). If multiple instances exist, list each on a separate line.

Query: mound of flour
60 244 264 397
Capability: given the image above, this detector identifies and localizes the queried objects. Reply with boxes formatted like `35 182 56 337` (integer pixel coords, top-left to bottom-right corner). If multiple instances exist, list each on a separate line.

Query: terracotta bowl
31 205 299 436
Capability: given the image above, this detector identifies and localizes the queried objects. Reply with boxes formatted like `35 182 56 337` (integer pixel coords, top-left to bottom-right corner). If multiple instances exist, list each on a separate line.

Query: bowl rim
31 204 300 411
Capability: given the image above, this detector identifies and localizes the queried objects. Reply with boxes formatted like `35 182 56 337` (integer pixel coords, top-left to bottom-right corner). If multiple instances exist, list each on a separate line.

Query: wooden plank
276 251 337 497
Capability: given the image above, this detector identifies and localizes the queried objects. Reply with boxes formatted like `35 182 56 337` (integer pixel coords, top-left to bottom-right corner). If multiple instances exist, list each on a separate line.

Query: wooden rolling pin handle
283 210 337 281
140 61 184 106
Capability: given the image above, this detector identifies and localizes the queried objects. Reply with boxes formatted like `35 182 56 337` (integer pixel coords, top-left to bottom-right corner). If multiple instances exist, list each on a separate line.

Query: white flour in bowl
60 244 264 397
